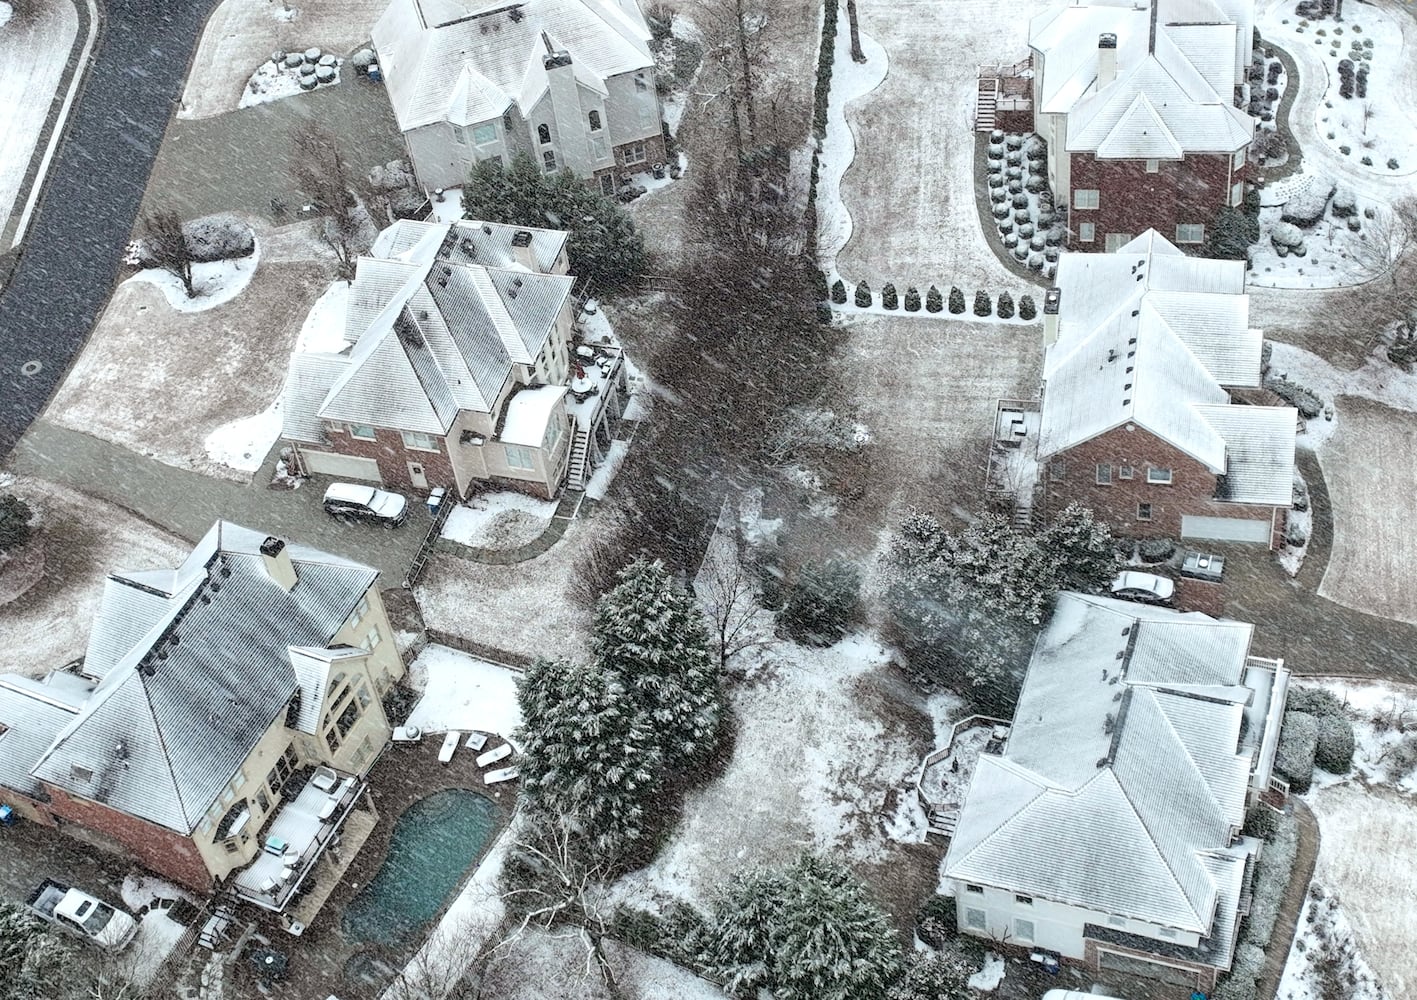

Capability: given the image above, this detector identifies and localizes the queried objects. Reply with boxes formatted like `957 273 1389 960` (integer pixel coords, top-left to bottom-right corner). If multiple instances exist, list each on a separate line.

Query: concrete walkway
1257 800 1321 1000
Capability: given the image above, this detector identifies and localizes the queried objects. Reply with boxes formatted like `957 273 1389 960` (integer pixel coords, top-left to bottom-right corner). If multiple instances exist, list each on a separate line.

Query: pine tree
831 278 848 304
904 286 921 311
1039 502 1114 594
948 286 966 313
515 658 664 858
1018 294 1037 320
699 854 903 1000
881 283 898 309
973 290 992 316
997 291 1015 319
855 281 872 308
778 560 860 646
888 951 976 1000
925 285 943 313
591 560 723 770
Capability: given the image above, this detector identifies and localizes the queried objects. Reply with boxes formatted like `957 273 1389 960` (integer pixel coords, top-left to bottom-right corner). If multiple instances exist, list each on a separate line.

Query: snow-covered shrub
1389 158 1400 170
0 494 34 554
926 285 944 313
987 142 1005 158
992 202 1010 219
1284 518 1309 548
1017 222 1034 240
1005 166 1023 181
1027 252 1045 271
990 128 1005 142
973 290 991 316
996 292 1015 319
881 283 899 310
855 281 871 308
1265 375 1324 418
904 286 921 312
1013 208 1030 224
1281 178 1336 226
997 216 1015 235
1271 220 1304 248
1013 245 1029 262
1316 714 1355 774
1244 810 1298 947
1384 733 1417 782
1137 537 1175 561
1025 175 1048 193
778 560 861 645
1007 178 1023 194
1361 155 1373 166
1331 186 1357 217
1029 234 1046 252
1018 294 1036 320
1006 149 1023 167
831 278 847 304
948 286 965 314
135 214 255 266
1276 710 1319 793
1011 192 1029 209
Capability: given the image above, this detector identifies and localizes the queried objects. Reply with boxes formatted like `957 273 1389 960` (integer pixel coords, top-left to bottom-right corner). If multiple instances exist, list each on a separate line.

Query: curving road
0 0 220 459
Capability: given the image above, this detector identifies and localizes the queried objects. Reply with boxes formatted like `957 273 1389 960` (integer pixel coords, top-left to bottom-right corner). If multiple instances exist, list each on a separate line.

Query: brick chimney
259 536 298 592
1098 33 1118 89
510 229 536 271
1043 288 1063 348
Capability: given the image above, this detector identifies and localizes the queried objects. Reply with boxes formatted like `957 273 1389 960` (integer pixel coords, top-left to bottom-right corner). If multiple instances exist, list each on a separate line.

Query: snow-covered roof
1039 231 1293 489
500 384 567 446
370 219 568 274
1031 0 1254 156
373 0 654 132
282 219 573 442
944 594 1262 938
29 523 378 834
0 675 90 801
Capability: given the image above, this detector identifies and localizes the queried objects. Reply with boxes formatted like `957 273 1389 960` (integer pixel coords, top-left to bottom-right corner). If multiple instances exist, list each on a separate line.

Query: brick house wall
315 426 456 497
1043 424 1284 544
43 785 213 891
1067 152 1248 249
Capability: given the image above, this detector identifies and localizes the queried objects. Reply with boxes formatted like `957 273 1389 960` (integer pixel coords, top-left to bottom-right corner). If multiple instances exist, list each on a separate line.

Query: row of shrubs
805 0 839 217
1215 808 1301 1000
1265 374 1326 420
1275 686 1358 793
829 280 1037 318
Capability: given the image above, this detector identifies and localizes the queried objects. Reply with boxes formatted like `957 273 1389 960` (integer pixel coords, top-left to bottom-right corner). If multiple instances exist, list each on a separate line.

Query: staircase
927 807 958 839
566 427 591 490
976 75 999 133
198 890 240 950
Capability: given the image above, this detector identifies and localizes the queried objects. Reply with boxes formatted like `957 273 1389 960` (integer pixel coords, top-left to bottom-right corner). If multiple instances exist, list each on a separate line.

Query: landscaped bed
984 131 1063 279
1249 171 1389 288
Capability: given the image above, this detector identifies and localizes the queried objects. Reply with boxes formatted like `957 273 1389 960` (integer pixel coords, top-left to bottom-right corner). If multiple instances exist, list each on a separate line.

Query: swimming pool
341 788 498 947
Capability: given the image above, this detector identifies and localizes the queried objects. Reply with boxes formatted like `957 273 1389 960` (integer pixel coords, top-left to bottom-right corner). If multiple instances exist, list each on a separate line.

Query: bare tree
1350 196 1417 290
291 123 375 280
692 0 768 147
140 208 196 297
694 501 770 669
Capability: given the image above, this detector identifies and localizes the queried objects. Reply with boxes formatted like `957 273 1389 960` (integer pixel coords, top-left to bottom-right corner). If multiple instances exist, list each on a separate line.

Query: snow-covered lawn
969 952 1006 992
126 911 190 988
405 644 524 744
480 932 724 1000
612 632 930 910
831 0 1041 297
416 519 597 663
1260 1 1417 175
0 475 188 677
585 439 629 501
0 0 77 243
180 0 388 119
441 492 558 549
1278 888 1386 1000
46 220 335 480
126 240 260 312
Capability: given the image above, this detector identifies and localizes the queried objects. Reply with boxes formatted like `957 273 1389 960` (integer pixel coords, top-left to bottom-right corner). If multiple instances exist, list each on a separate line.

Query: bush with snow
132 214 255 268
1316 714 1356 774
855 281 872 308
973 290 991 316
881 283 898 310
778 560 860 646
1281 178 1336 227
1018 294 1036 320
948 286 965 314
926 285 943 312
904 286 921 312
831 278 847 304
1277 710 1319 793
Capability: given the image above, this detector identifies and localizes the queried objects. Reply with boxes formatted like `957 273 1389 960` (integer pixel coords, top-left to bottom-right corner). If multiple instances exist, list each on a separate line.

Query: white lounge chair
439 732 461 763
476 743 512 768
484 766 519 785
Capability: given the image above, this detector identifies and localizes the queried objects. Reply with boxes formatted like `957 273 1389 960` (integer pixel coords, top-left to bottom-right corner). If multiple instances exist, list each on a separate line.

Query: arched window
587 110 602 131
537 123 551 145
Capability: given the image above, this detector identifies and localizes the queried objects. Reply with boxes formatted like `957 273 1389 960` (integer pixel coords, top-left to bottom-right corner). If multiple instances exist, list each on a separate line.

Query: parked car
26 879 138 951
322 483 408 527
1110 571 1175 605
1181 551 1225 581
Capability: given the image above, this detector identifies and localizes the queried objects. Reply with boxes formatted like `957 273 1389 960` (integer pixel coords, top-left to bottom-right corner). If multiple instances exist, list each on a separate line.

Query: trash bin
0 804 15 825
367 63 382 83
426 487 447 515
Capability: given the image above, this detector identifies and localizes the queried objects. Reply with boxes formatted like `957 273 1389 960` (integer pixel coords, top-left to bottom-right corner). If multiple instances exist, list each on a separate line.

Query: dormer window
537 123 551 145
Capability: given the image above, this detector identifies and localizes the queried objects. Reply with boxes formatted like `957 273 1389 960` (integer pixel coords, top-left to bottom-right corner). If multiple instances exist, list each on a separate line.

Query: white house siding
603 71 663 149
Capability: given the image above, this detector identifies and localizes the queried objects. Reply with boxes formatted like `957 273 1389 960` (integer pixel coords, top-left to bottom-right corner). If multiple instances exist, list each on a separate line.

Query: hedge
973 290 992 316
1275 710 1319 793
1315 714 1355 774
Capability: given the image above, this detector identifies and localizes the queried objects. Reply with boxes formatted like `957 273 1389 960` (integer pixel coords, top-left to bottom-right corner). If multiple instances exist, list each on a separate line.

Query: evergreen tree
1207 205 1261 260
904 286 921 312
813 269 831 302
881 283 899 309
1039 502 1115 594
948 286 966 314
1018 294 1037 320
887 951 976 1000
591 560 723 770
0 494 33 554
973 290 992 316
925 285 943 313
855 281 872 308
699 854 903 1000
996 291 1015 319
778 560 860 646
832 278 848 304
515 658 664 858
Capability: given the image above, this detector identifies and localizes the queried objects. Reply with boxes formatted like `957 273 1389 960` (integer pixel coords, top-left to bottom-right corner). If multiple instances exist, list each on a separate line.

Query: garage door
1181 514 1271 543
1097 949 1197 987
299 450 382 482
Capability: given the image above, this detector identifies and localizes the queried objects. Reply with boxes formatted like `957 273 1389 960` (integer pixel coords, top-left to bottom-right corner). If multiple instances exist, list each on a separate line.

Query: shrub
1005 166 1023 181
830 278 847 304
1390 158 1401 170
1025 175 1047 193
1029 235 1046 252
988 174 1005 190
1361 155 1373 166
183 214 256 262
987 142 1005 158
996 292 1015 319
1006 150 1023 166
926 285 943 313
1138 537 1176 561
1018 294 1036 320
991 202 1011 219
0 494 34 554
1331 186 1357 217
1284 518 1309 548
997 216 1015 235
1027 251 1044 270
1275 710 1319 793
990 128 1005 142
990 187 1007 203
1017 222 1035 240
881 283 898 310
778 561 861 645
948 286 965 313
904 286 921 312
1287 686 1345 718
1315 714 1355 774
1013 208 1031 224
1268 61 1283 84
973 290 991 316
1011 192 1029 209
1005 133 1024 150
1208 206 1261 259
855 281 871 308
1340 144 1351 155
1384 733 1417 782
1265 375 1324 418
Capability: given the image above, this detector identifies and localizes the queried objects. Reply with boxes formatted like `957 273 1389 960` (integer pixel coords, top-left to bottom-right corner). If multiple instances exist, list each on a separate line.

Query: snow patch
1267 340 1417 452
405 643 524 745
430 187 463 223
0 2 12 29
126 238 261 313
441 491 557 549
121 873 194 912
968 952 1006 991
239 56 340 110
585 439 629 501
1278 887 1387 1000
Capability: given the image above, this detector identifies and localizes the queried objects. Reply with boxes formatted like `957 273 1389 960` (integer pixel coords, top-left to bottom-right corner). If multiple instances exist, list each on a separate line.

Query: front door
407 461 428 489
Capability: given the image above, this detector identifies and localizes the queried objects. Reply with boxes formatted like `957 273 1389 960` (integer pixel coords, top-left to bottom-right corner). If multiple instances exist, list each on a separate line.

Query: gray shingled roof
944 594 1264 936
29 523 377 834
0 675 90 800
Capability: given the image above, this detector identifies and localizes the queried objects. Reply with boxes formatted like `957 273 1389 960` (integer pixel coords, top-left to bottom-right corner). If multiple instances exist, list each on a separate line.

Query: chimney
259 536 298 592
510 229 536 271
1043 288 1062 348
1098 33 1118 89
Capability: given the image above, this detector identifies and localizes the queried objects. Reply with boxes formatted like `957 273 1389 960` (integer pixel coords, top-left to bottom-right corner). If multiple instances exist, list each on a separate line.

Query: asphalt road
0 0 220 459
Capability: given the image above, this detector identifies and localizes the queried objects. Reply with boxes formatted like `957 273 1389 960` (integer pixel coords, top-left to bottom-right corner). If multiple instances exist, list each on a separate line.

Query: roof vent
1124 383 1132 390
1128 337 1137 344
509 5 524 22
419 310 429 320
1121 627 1130 635
508 288 518 299
1122 397 1131 405
220 565 231 578
442 265 452 277
1106 349 1118 363
1044 288 1062 314
482 224 493 235
513 277 524 287
1136 274 1144 281
437 277 448 288
1130 309 1140 317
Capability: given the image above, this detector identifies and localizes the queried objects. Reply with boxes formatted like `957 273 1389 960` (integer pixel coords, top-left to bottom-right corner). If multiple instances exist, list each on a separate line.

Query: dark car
322 483 408 527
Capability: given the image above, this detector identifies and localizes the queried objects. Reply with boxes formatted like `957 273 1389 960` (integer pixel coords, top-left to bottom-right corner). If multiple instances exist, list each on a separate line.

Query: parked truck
26 879 138 951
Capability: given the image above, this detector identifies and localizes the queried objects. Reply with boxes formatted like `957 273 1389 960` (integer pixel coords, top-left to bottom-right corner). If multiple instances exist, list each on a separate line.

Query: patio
986 398 1042 513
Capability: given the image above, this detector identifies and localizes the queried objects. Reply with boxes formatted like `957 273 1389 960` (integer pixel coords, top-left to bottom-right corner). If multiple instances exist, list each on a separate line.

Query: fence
423 629 534 670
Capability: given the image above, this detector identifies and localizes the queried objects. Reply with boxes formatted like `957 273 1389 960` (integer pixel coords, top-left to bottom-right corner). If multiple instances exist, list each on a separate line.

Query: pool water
342 788 497 946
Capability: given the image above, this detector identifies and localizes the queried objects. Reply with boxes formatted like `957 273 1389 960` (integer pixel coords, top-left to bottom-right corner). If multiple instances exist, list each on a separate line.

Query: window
400 430 438 452
1073 188 1100 210
1078 221 1096 242
1105 232 1134 252
472 123 497 145
1233 148 1246 169
544 417 562 450
505 444 534 470
336 698 361 738
223 840 240 854
1108 915 1127 928
1015 918 1035 942
599 173 616 196
1231 181 1244 206
354 595 370 623
634 74 648 91
348 424 376 441
221 788 235 804
537 123 551 145
1146 466 1173 484
623 142 647 165
1158 927 1178 939
256 789 270 814
452 125 466 145
1096 463 1112 485
231 770 246 790
1015 894 1034 906
200 818 212 834
357 684 372 710
590 134 608 160
1118 464 1134 480
965 884 985 895
965 908 987 930
1175 223 1205 244
1049 460 1066 482
364 627 382 651
1137 502 1153 521
588 109 602 131
1145 158 1159 172
542 150 557 173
